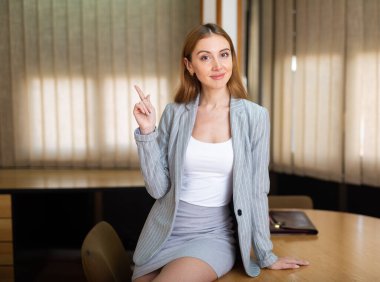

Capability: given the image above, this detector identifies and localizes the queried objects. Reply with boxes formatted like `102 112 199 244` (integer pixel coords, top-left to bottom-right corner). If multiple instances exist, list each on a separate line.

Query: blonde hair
174 23 248 104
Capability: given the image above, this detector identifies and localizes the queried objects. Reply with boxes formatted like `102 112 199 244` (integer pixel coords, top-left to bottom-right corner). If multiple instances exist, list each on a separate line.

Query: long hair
174 23 248 104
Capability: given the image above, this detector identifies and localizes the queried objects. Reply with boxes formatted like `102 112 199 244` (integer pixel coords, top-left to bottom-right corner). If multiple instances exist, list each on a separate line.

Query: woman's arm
250 107 309 269
133 86 171 199
249 107 277 267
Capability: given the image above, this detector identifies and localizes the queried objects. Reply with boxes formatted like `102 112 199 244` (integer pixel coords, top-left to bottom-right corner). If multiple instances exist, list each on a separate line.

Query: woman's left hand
267 257 309 270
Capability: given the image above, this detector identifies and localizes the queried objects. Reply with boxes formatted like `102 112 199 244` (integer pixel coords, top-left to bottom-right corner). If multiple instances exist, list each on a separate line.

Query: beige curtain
345 0 380 186
258 0 380 186
0 0 200 168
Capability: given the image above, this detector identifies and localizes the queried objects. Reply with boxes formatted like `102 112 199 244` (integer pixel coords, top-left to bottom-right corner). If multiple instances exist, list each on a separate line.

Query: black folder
269 210 318 235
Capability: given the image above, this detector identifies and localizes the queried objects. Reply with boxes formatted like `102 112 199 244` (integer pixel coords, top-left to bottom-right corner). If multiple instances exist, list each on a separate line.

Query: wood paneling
0 266 14 282
0 195 11 218
0 194 13 282
0 219 12 241
0 243 13 265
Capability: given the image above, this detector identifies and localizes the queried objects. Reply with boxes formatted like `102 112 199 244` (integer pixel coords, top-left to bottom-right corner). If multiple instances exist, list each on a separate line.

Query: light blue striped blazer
133 95 277 277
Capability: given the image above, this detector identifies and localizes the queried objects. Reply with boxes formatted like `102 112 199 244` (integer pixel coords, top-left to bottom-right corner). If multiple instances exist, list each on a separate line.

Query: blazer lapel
230 98 247 194
174 96 199 200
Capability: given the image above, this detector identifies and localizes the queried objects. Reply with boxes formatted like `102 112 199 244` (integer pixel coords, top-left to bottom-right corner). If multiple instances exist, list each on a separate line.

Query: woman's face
185 34 233 92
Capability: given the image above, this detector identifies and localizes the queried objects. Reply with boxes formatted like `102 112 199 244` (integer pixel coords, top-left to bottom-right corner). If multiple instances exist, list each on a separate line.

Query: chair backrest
268 195 314 209
81 221 132 282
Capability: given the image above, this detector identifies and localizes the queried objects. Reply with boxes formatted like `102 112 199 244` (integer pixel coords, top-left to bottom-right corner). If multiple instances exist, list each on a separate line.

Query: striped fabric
134 95 277 277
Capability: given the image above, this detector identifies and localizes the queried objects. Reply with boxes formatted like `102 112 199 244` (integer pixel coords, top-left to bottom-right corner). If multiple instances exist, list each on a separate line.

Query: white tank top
180 136 234 207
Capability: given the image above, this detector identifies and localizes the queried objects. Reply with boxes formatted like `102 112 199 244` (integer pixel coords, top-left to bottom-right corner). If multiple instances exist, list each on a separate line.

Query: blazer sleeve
134 104 172 199
250 107 278 267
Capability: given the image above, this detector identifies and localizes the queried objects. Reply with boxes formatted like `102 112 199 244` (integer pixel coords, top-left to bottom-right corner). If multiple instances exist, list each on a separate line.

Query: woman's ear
184 58 194 76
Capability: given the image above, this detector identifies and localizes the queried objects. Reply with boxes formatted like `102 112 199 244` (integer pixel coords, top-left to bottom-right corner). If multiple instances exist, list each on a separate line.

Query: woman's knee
154 257 217 282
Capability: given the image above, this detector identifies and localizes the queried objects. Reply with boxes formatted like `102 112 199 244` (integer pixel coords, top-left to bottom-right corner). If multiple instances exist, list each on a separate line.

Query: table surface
218 209 380 281
0 169 145 191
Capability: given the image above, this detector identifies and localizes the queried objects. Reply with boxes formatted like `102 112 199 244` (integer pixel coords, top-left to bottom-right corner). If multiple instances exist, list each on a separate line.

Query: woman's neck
199 88 230 109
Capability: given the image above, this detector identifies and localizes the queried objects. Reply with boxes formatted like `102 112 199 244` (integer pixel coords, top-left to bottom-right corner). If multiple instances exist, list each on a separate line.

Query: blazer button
237 209 242 216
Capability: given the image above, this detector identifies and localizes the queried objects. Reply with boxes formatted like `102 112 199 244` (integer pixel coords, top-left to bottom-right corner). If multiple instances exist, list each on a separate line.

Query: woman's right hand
133 85 156 134
267 257 309 270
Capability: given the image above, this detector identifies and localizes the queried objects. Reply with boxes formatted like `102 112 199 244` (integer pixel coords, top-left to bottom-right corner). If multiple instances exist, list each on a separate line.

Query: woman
132 23 308 282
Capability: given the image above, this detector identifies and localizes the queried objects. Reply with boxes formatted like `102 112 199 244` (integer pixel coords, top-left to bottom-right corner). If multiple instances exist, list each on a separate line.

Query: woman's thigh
153 257 217 282
133 269 160 282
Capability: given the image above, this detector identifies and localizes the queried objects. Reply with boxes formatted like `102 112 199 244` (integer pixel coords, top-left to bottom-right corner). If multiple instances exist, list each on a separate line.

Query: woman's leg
133 269 160 282
153 257 217 282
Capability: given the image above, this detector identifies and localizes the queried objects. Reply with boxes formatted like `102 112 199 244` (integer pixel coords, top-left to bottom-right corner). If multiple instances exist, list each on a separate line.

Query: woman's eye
221 52 230 58
200 55 210 61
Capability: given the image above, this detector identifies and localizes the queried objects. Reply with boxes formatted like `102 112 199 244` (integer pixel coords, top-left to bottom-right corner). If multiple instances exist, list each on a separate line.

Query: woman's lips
210 73 225 80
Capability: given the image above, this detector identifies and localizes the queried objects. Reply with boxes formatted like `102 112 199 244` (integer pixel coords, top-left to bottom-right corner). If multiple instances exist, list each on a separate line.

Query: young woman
132 23 308 282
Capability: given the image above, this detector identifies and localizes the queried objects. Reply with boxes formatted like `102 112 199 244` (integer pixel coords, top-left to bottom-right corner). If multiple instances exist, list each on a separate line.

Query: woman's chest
191 109 231 143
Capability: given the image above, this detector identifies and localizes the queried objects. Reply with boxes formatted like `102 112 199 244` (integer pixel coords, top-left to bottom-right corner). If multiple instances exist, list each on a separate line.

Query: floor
15 248 134 282
15 249 86 282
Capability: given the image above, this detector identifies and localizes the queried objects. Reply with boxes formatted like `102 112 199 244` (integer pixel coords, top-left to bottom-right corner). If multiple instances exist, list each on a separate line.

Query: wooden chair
268 195 314 209
81 221 132 282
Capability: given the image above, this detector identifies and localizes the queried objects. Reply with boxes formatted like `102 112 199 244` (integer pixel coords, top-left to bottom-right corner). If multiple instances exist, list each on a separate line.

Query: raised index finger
134 85 146 101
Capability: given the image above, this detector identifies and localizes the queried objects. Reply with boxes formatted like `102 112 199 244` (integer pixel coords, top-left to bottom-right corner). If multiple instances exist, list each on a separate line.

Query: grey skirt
132 200 236 280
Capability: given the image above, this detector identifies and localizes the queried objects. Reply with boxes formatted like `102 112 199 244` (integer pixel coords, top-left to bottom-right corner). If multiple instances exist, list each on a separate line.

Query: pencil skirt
132 200 236 280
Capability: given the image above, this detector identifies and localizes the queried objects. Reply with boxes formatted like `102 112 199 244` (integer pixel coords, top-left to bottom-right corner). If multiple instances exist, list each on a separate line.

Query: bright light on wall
291 55 297 72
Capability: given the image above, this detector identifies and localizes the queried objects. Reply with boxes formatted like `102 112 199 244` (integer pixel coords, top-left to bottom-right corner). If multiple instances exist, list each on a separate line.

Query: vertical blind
0 0 200 168
258 0 380 186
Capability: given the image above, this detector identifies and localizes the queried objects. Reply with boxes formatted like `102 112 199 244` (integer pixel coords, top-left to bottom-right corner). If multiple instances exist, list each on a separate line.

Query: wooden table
0 169 144 191
0 169 145 282
218 209 380 281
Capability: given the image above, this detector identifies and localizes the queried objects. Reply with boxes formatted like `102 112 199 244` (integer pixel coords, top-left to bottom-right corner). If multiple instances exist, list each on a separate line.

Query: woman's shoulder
164 101 184 110
160 102 189 126
237 98 268 115
162 101 187 115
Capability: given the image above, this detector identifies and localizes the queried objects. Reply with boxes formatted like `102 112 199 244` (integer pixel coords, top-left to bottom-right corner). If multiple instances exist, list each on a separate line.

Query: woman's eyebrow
196 50 211 55
196 48 231 55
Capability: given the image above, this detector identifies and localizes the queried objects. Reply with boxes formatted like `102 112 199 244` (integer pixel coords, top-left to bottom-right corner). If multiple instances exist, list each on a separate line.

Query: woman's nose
212 58 222 70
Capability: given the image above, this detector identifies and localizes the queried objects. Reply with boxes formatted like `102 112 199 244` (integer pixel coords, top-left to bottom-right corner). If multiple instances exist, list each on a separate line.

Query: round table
218 209 380 281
